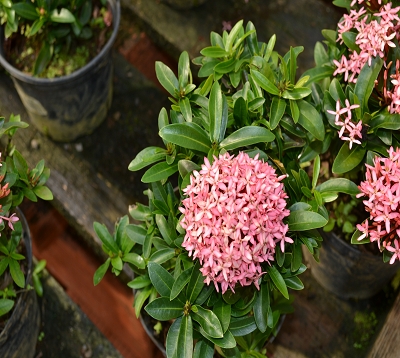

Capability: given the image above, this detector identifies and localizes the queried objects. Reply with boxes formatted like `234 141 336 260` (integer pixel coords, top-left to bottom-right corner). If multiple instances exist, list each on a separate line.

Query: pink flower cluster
356 147 400 264
333 2 400 83
327 99 363 149
179 152 291 294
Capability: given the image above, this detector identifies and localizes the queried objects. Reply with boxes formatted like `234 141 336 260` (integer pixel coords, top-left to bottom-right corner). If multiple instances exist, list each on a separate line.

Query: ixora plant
303 0 400 264
93 20 348 357
0 114 52 317
0 0 113 77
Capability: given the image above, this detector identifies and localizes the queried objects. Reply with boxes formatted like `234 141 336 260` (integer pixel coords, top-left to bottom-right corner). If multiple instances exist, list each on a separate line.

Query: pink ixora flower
356 147 400 263
0 212 19 231
179 152 292 294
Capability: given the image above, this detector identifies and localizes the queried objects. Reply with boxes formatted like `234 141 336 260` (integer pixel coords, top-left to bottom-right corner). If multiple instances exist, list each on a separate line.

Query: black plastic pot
0 0 121 142
303 230 400 300
0 208 41 357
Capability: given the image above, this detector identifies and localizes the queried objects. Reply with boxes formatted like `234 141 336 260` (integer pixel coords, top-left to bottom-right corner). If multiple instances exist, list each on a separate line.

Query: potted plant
93 20 349 357
0 0 121 142
0 113 53 356
302 0 400 299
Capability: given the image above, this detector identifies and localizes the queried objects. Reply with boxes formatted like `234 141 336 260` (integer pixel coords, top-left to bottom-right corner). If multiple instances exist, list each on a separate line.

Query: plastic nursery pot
303 230 400 300
0 0 121 142
0 208 41 358
161 0 208 9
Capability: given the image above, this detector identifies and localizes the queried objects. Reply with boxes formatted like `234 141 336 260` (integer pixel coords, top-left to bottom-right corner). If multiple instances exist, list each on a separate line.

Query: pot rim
0 0 120 84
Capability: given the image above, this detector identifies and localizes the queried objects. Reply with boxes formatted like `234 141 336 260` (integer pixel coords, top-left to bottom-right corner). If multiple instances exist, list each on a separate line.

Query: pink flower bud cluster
334 3 400 84
179 152 292 294
327 99 363 149
356 147 400 263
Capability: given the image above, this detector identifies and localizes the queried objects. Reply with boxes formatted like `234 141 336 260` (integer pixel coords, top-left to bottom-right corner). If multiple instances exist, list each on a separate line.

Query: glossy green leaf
166 315 193 358
148 261 174 297
355 56 383 113
171 267 193 300
155 61 179 97
316 178 360 195
128 147 167 171
127 275 151 290
145 297 183 320
178 160 200 179
192 305 223 338
200 46 229 58
342 31 358 52
284 276 304 290
93 258 110 285
125 224 147 245
220 126 275 150
225 19 243 52
270 97 286 130
29 17 45 36
50 8 75 23
253 284 270 333
178 51 190 89
187 261 205 303
33 186 53 200
199 328 236 349
301 66 334 84
332 143 366 174
134 286 153 318
250 70 280 95
209 81 225 143
229 316 257 336
0 299 14 317
12 2 38 20
33 42 52 76
93 222 118 254
149 248 176 265
141 161 178 183
214 58 236 74
370 112 400 130
266 265 288 299
179 97 192 122
282 88 311 100
193 340 214 358
123 253 145 269
297 100 324 141
9 258 24 288
213 299 231 333
288 211 328 231
159 123 212 153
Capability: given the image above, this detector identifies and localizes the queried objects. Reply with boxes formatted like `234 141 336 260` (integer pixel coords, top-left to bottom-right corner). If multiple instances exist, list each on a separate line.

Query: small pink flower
180 152 291 293
0 212 19 231
357 147 400 263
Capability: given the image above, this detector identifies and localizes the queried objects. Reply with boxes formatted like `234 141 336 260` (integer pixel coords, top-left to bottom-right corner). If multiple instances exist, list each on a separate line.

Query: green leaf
33 186 53 200
145 297 183 320
93 258 110 285
179 97 192 122
253 284 270 333
229 316 257 336
93 222 119 254
194 340 214 358
209 81 227 144
141 161 178 183
0 299 14 317
332 143 366 174
316 178 360 195
250 70 280 95
128 147 167 171
178 160 200 179
199 328 236 349
312 155 320 189
351 228 370 244
282 88 311 100
29 17 45 36
127 275 151 290
301 66 334 84
370 112 400 131
220 126 275 150
149 248 176 265
148 261 174 297
155 214 175 246
9 258 24 288
297 100 324 141
33 42 52 76
200 46 229 58
284 276 304 290
155 61 179 97
266 265 288 299
171 267 193 301
166 315 193 358
187 261 205 303
342 31 358 52
355 56 384 113
123 253 145 269
192 305 223 338
178 51 190 89
159 123 212 153
50 8 75 23
134 287 153 318
12 2 38 20
287 211 328 231
270 97 286 130
213 299 231 333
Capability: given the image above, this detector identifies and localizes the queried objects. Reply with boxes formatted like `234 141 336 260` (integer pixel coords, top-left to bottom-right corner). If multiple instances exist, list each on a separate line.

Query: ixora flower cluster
180 152 291 294
356 147 400 263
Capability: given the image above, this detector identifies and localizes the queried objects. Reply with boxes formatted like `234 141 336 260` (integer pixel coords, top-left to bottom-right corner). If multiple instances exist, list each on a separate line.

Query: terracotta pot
0 0 121 142
303 230 400 300
0 208 41 357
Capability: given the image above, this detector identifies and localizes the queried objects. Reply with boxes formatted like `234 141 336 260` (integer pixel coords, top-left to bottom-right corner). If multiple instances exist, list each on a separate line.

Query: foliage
0 114 52 317
0 0 111 76
93 20 348 357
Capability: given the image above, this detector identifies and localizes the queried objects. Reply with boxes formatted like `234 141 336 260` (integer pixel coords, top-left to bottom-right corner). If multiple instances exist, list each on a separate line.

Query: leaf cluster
0 0 109 75
0 114 53 317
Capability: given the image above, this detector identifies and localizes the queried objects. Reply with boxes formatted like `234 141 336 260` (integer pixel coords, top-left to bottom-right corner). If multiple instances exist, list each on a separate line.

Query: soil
2 0 113 78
